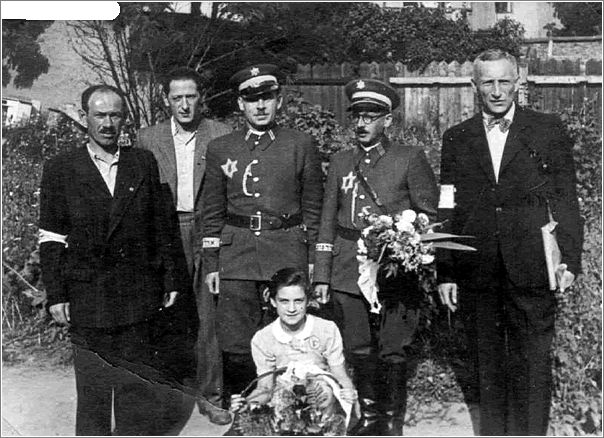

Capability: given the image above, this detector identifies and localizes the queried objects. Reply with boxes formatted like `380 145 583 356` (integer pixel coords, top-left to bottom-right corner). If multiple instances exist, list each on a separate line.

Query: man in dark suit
437 49 583 436
39 85 183 435
138 67 232 425
314 78 439 435
201 64 324 400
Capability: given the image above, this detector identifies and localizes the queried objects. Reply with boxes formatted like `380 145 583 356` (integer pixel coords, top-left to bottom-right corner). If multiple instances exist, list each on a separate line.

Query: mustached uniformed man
200 64 324 402
314 78 438 435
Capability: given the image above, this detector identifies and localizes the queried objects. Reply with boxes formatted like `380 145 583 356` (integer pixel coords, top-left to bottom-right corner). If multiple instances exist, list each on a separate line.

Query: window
495 2 512 14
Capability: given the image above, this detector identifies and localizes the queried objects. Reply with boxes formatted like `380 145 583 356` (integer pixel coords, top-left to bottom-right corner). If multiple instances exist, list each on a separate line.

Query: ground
1 362 477 436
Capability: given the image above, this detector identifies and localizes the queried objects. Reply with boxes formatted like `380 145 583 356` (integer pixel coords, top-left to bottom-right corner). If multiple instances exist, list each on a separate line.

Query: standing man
313 78 439 435
437 49 583 436
138 67 232 425
39 85 182 435
201 64 324 400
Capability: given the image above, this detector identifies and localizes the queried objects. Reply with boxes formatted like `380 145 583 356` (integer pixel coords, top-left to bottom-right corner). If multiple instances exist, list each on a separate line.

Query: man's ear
237 96 245 112
383 113 393 128
471 79 478 95
162 93 170 108
74 109 88 129
276 94 283 111
269 298 277 309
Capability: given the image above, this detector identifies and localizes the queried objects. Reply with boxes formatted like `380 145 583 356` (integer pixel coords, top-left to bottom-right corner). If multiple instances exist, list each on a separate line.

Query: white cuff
438 184 456 209
316 243 334 252
202 237 220 249
39 229 68 247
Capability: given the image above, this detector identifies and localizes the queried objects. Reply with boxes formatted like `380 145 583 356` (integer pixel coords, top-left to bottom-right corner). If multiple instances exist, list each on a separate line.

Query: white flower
362 225 374 237
378 215 393 227
417 213 429 227
421 254 435 264
396 220 415 234
401 210 417 224
357 238 368 255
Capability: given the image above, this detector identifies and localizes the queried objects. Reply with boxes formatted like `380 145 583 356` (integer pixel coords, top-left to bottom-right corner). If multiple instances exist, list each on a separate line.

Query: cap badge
356 80 366 89
250 67 260 77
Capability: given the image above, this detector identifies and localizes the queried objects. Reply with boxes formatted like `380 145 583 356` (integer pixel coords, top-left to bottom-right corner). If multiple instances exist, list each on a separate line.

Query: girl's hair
267 268 311 300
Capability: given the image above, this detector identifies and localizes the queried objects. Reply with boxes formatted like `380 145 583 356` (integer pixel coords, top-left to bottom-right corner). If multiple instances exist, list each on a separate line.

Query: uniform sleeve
301 138 324 264
436 129 458 285
201 141 228 272
323 321 345 368
408 147 439 222
39 158 70 306
548 117 583 275
313 156 340 285
251 331 276 377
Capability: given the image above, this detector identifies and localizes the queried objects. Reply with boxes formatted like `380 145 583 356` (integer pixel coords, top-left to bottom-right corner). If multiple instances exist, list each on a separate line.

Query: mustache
99 127 117 135
356 128 368 135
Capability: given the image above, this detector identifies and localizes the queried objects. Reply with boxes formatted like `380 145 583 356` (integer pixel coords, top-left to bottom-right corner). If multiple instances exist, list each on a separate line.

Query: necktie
486 117 512 133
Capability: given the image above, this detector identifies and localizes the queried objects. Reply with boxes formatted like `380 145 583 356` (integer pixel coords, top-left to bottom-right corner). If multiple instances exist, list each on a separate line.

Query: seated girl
230 268 358 422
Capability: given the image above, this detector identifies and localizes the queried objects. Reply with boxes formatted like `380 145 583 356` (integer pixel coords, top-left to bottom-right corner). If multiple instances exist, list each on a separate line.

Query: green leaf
431 242 477 251
420 232 475 242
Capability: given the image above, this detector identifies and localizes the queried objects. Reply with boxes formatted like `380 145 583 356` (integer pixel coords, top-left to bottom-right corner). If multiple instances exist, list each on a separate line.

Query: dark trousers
460 253 556 436
71 322 160 436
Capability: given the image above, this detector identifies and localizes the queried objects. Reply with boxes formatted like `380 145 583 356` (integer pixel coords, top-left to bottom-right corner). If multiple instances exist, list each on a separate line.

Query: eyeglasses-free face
238 91 282 130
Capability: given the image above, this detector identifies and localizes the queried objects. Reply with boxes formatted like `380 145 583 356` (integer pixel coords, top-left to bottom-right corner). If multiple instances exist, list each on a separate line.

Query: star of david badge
221 158 238 179
356 80 365 89
250 67 260 76
341 171 356 194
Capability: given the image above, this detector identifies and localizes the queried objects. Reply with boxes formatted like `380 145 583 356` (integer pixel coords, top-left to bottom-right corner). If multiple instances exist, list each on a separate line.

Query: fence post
518 57 529 107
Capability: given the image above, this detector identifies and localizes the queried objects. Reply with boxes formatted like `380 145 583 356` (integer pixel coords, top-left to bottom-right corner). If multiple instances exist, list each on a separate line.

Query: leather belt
226 212 303 231
337 225 362 241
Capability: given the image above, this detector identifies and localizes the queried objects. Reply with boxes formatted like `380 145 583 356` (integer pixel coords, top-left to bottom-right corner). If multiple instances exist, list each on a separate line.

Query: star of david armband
315 243 334 252
202 237 220 249
438 184 456 209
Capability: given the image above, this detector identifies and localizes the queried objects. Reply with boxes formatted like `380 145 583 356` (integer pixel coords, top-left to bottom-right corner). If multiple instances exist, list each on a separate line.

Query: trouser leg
217 279 269 402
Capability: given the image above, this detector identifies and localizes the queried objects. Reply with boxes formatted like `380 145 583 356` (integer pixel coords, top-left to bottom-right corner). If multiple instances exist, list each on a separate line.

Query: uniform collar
271 314 315 344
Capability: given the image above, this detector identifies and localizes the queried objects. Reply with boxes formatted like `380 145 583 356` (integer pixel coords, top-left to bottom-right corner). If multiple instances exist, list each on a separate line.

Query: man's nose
492 82 502 96
180 98 190 109
287 302 296 312
257 99 266 108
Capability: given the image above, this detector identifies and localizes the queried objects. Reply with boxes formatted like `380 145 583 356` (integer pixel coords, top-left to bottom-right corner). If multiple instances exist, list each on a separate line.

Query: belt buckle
250 214 262 231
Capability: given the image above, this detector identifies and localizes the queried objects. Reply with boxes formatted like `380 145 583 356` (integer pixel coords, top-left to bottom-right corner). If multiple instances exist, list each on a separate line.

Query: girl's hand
340 387 358 404
229 394 248 413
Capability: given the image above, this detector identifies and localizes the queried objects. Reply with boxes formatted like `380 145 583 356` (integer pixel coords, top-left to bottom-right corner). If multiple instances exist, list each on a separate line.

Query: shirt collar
87 143 120 164
170 116 197 138
483 102 516 124
271 314 315 344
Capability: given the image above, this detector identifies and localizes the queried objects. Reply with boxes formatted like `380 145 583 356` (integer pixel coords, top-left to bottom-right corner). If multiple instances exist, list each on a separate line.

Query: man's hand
163 291 179 308
314 284 330 304
438 283 458 312
206 272 220 295
556 263 575 292
49 302 70 325
229 394 248 413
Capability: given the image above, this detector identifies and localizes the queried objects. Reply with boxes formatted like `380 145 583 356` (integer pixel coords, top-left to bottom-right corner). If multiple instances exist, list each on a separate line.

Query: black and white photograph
2 1 602 436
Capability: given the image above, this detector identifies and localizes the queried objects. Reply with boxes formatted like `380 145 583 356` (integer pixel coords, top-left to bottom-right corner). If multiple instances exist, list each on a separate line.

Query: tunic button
256 211 261 215
252 159 259 164
254 193 260 198
364 159 371 164
253 177 259 182
357 212 363 217
495 207 502 212
254 231 261 237
359 194 365 200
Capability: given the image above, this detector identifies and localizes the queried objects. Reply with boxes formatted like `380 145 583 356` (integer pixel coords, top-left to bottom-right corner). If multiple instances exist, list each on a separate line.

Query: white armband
39 229 68 247
316 243 334 252
438 184 456 209
202 237 220 249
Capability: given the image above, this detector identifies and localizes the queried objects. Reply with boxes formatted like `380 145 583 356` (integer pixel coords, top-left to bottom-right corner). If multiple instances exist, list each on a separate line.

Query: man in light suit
437 49 583 435
40 85 182 435
138 67 232 425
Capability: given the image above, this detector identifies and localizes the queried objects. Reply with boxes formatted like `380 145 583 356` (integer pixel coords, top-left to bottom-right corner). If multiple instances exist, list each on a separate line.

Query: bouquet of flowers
357 209 475 313
227 363 350 436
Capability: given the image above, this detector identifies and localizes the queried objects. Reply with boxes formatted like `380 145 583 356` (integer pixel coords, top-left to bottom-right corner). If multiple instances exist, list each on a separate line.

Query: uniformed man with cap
313 78 438 435
200 64 324 403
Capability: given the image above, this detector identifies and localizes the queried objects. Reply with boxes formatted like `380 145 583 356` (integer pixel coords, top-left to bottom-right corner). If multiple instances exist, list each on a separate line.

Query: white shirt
171 117 196 212
483 102 515 183
87 143 120 196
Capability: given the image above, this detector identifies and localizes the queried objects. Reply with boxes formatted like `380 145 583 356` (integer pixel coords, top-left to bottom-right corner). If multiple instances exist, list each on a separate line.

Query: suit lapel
73 147 113 198
107 148 144 239
499 108 530 178
156 121 178 196
467 114 497 185
194 118 211 202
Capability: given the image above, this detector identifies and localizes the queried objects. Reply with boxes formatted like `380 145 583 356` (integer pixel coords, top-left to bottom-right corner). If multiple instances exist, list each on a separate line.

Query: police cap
230 64 281 99
344 78 400 112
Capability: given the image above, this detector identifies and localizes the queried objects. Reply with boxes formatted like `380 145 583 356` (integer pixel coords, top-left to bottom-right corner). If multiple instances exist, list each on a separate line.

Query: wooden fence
285 59 602 134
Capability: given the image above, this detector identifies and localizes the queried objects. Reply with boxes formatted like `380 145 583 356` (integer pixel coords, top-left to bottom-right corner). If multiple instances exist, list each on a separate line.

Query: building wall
2 21 99 112
469 2 559 38
524 39 602 60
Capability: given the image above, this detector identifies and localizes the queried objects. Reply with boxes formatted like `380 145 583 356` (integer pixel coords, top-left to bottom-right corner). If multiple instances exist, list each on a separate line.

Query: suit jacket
201 126 324 280
39 147 180 328
137 118 232 255
437 107 583 290
314 137 439 294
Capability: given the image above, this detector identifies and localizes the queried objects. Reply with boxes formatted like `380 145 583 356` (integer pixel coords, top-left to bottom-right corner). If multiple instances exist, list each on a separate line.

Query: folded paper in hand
541 219 561 291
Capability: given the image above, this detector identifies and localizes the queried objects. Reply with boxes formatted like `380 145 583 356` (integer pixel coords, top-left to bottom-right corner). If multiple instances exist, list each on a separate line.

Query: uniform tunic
202 126 323 280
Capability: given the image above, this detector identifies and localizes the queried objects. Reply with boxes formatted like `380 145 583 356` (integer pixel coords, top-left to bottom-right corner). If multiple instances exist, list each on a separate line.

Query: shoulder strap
353 161 389 215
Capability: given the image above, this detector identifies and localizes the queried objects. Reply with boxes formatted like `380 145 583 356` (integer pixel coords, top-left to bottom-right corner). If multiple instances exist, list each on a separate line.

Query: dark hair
268 268 310 300
81 85 125 114
161 67 204 95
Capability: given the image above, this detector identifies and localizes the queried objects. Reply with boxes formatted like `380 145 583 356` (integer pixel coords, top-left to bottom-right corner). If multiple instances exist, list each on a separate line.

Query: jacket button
494 231 500 237
495 207 502 212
